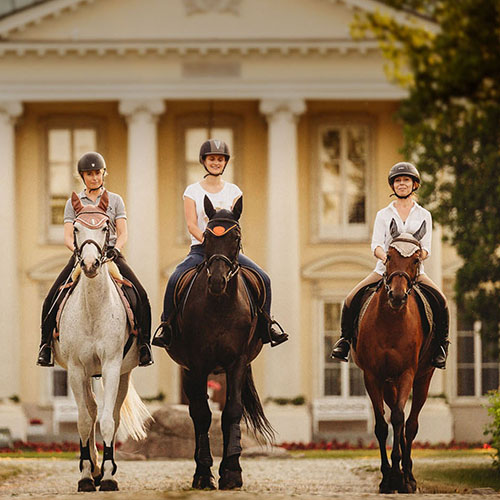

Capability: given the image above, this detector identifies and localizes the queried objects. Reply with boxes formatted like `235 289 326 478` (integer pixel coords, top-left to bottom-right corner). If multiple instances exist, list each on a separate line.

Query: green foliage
354 0 500 342
484 390 500 468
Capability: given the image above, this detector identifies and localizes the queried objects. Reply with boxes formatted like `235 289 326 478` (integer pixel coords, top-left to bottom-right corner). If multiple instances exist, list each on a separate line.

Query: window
44 118 102 242
456 313 499 397
313 119 371 241
322 300 364 397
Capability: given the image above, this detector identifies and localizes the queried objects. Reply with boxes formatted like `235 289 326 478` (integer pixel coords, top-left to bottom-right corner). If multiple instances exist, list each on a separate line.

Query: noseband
204 218 241 282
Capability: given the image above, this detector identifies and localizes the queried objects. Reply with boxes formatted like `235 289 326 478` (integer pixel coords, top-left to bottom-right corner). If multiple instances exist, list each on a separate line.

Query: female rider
330 162 449 369
153 139 288 348
36 152 153 368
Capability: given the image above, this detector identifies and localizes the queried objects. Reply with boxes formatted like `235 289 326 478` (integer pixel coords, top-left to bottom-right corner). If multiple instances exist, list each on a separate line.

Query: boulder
120 404 271 459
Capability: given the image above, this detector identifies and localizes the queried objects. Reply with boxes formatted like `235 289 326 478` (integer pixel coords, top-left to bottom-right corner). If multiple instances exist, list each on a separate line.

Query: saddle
54 262 138 339
172 265 266 320
351 280 434 350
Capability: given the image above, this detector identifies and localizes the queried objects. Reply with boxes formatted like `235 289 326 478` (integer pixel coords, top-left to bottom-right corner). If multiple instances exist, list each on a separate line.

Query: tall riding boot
258 310 288 347
330 303 355 362
137 305 153 367
432 305 450 369
36 322 54 367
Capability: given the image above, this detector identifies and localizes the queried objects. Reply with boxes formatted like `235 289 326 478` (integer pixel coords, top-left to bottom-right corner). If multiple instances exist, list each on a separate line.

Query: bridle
204 218 241 282
383 237 422 300
73 210 111 266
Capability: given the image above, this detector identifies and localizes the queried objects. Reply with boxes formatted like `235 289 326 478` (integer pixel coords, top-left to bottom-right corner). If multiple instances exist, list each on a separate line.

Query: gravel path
0 456 495 499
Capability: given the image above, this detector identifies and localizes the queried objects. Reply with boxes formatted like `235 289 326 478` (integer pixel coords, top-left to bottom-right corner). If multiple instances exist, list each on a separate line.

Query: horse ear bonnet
204 195 216 220
412 220 427 241
389 218 400 239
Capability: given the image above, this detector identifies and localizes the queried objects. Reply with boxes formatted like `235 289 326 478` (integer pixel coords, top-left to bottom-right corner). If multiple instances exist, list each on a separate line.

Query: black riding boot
37 321 54 367
330 303 355 362
137 307 153 367
152 317 173 349
432 305 450 369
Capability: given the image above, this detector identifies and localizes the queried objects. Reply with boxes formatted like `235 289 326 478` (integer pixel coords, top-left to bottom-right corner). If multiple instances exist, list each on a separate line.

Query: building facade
0 0 492 443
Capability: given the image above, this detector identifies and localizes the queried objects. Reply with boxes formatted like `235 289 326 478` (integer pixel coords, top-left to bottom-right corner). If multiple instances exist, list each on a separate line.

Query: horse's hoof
219 469 242 490
379 478 394 494
77 478 96 492
99 479 119 491
192 474 216 490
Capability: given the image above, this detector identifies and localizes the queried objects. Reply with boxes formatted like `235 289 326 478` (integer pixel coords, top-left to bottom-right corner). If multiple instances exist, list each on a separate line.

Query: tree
354 0 500 342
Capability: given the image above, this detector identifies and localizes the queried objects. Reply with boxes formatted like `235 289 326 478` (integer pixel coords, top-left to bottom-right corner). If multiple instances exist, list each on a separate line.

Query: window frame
174 112 242 245
310 114 374 243
316 294 367 400
40 115 105 245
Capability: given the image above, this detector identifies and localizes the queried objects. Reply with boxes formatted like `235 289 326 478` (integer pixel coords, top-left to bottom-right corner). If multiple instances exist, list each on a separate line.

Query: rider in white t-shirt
330 162 449 369
153 139 288 349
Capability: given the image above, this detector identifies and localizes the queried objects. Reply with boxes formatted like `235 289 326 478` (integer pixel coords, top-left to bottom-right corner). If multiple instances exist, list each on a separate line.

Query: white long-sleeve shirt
371 201 432 276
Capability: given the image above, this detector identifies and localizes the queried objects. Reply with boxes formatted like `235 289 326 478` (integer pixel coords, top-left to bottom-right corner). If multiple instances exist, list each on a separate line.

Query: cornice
0 80 407 101
0 0 94 38
0 39 380 57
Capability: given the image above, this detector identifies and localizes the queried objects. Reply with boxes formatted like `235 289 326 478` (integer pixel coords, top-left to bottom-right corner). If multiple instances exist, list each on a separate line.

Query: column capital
0 101 23 124
118 99 166 123
259 99 306 121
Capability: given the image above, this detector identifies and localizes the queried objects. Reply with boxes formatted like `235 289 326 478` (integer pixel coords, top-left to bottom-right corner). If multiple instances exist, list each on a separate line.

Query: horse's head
71 191 110 278
384 218 426 310
203 195 242 296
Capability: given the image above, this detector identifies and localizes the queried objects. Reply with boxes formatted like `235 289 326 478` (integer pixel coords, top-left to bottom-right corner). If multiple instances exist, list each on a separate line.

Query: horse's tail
118 380 153 441
242 365 275 445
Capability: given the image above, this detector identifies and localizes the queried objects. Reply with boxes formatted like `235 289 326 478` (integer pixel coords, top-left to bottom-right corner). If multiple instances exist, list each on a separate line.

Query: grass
416 463 500 493
0 451 77 459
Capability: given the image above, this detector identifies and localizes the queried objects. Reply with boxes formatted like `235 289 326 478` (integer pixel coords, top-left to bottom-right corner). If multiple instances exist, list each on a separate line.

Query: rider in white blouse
330 162 449 369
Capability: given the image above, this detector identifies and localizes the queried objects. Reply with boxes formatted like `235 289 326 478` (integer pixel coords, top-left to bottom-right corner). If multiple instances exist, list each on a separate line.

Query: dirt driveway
0 455 494 499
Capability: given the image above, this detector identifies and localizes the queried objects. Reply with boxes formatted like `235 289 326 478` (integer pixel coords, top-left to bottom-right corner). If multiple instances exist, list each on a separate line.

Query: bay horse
162 195 273 490
352 220 435 494
54 191 152 492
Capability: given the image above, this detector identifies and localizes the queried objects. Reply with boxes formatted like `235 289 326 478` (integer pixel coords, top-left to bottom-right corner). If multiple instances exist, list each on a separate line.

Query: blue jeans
162 245 272 320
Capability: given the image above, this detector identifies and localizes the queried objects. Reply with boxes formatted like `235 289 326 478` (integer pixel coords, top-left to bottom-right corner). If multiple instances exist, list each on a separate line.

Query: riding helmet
388 162 420 186
77 152 106 174
199 139 230 165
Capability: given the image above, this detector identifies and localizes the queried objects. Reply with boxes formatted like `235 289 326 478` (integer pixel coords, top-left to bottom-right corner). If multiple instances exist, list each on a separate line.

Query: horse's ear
204 195 216 220
412 220 427 241
390 218 400 239
97 189 109 212
232 196 242 221
71 192 84 214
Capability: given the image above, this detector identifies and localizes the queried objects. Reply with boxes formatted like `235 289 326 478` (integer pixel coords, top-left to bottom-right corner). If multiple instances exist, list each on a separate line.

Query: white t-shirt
183 181 243 246
371 201 432 275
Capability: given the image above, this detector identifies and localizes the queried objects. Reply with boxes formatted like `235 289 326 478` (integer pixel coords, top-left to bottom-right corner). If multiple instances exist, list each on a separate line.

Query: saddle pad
174 268 198 311
413 285 434 336
240 267 266 311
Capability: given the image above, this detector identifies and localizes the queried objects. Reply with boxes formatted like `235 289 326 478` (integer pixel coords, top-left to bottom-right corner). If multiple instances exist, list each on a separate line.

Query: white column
259 99 306 398
119 99 165 397
0 102 22 398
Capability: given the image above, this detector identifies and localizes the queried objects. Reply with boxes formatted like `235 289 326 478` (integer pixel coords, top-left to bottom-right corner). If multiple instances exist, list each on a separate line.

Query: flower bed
279 439 489 451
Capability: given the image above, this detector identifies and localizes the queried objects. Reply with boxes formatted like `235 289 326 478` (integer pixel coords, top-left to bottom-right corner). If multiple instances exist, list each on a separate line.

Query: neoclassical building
0 0 490 443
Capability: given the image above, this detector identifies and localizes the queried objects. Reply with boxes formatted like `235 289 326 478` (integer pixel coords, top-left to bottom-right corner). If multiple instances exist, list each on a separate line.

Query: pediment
302 253 373 280
0 0 435 44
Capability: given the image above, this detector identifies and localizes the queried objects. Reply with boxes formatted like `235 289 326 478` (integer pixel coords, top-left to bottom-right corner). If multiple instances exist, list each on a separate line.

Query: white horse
54 191 151 492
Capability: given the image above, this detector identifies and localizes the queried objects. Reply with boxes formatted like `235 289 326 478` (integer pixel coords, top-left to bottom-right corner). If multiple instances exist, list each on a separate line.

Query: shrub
484 390 500 468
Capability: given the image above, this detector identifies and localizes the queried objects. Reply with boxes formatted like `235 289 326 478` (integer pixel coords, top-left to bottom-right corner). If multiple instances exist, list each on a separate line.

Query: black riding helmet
388 162 420 199
77 152 106 192
199 139 230 177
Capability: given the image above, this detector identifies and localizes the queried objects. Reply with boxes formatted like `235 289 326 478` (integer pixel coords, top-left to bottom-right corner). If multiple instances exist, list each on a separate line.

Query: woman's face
82 169 104 190
392 175 415 197
204 155 227 176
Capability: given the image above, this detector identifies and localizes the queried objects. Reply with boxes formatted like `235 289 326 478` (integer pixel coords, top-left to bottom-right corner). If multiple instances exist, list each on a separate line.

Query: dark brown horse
164 195 273 490
353 220 435 494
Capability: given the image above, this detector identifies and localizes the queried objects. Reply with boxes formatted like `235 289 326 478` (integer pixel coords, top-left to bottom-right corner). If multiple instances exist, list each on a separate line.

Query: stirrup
432 343 449 370
152 322 172 348
269 319 289 347
36 343 54 367
330 338 350 362
138 343 153 367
